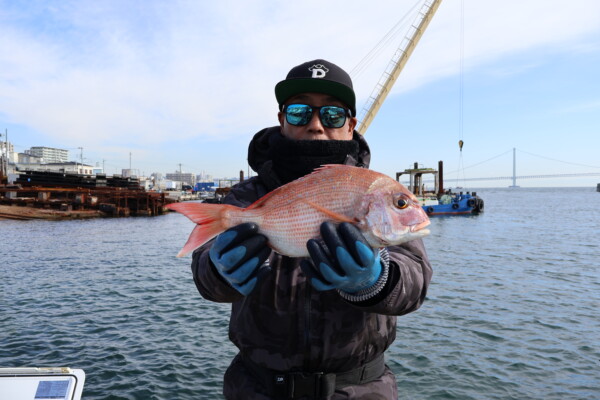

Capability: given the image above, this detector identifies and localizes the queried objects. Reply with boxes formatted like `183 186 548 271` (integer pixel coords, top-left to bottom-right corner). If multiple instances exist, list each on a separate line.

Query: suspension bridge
440 148 600 186
447 172 600 182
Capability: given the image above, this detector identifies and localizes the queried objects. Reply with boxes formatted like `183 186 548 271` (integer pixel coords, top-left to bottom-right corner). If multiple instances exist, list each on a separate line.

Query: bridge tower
509 147 520 188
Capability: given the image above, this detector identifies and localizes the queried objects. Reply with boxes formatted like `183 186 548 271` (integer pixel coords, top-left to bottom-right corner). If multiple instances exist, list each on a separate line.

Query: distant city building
161 180 182 191
139 176 152 190
17 153 43 164
16 161 94 175
121 169 140 178
27 146 69 163
1 141 15 158
196 171 213 182
217 178 240 188
0 140 11 178
166 171 195 185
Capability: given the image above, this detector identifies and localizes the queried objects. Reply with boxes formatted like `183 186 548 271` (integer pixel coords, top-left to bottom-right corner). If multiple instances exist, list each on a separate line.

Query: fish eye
395 198 409 209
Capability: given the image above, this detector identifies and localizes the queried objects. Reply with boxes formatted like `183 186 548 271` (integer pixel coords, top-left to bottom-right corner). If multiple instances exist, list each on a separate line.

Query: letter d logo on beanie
309 64 329 78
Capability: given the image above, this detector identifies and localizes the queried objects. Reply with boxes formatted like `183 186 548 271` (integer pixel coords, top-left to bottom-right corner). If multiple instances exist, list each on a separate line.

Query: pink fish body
167 164 430 257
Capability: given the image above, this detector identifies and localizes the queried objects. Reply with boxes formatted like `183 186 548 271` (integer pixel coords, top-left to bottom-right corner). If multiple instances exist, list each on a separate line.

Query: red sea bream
167 164 430 257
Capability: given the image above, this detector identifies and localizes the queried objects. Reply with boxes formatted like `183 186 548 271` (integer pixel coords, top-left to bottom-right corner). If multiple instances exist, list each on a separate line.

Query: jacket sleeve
348 238 432 316
190 178 266 303
191 242 244 303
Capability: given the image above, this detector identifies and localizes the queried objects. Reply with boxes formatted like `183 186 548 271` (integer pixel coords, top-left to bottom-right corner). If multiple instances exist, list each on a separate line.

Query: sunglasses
282 104 352 129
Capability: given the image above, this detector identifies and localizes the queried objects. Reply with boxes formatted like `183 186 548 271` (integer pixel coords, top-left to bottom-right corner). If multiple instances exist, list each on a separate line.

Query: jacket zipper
303 281 312 370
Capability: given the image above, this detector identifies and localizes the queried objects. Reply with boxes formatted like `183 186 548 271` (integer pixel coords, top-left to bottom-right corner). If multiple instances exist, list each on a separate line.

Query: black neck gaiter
268 132 359 184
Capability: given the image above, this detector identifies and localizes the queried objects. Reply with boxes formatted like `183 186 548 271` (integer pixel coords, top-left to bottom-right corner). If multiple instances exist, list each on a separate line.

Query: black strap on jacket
242 354 386 399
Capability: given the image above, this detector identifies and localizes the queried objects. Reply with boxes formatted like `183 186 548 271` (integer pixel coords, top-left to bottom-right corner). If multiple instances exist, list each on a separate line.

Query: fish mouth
411 220 431 233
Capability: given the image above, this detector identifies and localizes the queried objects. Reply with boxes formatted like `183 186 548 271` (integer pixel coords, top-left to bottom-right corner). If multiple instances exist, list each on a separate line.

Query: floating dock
0 170 171 220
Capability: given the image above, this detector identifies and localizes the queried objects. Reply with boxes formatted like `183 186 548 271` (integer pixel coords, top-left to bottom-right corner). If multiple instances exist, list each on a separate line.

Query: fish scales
167 165 430 258
238 170 373 255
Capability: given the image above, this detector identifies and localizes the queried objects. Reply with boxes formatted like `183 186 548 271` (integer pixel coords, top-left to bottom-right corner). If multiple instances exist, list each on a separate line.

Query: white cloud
1 0 599 170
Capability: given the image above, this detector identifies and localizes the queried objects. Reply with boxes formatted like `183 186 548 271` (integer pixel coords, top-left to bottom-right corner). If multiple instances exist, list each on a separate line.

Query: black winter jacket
191 127 432 398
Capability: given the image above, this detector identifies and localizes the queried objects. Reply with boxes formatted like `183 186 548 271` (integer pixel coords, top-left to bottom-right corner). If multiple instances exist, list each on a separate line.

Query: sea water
1 187 599 399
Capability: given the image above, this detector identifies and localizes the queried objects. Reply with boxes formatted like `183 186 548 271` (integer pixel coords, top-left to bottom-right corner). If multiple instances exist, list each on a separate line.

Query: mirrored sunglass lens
286 105 312 126
320 107 346 128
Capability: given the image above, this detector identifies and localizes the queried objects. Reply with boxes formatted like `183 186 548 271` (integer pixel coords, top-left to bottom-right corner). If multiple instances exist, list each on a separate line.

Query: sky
1 0 599 188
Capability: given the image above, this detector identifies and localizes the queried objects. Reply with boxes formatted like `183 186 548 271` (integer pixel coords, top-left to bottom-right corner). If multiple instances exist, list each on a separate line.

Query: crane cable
350 0 423 79
456 0 466 189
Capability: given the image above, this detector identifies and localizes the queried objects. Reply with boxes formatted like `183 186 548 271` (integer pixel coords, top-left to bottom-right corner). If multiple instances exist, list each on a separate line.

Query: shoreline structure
0 170 173 220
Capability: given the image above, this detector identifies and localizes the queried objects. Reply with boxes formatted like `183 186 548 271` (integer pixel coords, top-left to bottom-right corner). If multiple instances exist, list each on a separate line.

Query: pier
0 170 170 220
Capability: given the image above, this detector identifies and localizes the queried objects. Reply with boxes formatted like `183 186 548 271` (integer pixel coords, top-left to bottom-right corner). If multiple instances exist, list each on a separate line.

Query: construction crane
356 0 443 135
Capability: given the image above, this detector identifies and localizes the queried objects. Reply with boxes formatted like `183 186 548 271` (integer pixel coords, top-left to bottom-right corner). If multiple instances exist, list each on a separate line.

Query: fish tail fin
166 202 238 257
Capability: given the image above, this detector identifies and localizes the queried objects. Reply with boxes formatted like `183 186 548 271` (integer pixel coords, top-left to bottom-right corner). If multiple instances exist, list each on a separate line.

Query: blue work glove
209 222 271 296
301 222 382 293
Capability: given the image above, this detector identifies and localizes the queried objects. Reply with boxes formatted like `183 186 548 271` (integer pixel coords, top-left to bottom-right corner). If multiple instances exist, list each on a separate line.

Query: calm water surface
1 187 599 399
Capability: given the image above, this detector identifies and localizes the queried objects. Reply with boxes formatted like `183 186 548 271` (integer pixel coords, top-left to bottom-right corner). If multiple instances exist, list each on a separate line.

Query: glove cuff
338 248 390 303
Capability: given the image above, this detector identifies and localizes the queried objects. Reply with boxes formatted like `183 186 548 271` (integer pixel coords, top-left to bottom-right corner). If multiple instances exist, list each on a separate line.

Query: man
191 59 432 399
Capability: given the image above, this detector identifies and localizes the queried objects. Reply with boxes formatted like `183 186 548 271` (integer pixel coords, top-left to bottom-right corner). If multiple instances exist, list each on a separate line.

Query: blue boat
396 161 484 216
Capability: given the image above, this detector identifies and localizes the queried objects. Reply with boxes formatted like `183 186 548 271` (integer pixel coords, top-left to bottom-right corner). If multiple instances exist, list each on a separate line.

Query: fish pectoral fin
301 199 356 223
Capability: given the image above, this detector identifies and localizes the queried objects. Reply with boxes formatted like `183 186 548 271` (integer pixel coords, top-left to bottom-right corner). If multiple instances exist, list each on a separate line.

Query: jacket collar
247 126 371 191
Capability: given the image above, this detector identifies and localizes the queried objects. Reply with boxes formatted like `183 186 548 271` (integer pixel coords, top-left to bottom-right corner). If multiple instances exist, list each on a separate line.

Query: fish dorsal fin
309 164 361 175
246 164 363 211
246 188 280 210
301 198 356 223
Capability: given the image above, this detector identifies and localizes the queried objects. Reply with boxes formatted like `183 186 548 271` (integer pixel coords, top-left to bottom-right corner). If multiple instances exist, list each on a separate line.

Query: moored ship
396 161 484 216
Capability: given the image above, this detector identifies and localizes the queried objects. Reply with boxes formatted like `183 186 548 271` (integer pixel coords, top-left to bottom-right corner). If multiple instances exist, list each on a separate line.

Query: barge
396 161 484 216
0 170 172 220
